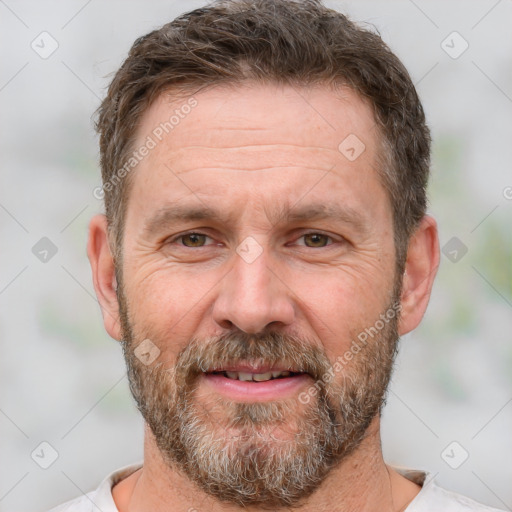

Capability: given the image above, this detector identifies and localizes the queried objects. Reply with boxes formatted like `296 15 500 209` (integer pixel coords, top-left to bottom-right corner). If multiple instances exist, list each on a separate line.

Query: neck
114 417 421 512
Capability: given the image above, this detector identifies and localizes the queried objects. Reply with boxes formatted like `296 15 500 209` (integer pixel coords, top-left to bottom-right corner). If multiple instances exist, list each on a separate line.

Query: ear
87 214 122 341
398 215 440 336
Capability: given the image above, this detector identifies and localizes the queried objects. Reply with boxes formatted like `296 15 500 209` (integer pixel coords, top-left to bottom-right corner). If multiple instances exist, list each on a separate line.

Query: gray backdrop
1 1 511 511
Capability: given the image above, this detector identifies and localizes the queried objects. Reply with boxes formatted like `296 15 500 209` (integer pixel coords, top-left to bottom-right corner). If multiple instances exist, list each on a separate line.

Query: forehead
125 82 388 230
137 82 378 165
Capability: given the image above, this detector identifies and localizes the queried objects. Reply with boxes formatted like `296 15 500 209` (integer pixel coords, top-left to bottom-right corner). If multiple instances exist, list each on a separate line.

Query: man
49 0 503 511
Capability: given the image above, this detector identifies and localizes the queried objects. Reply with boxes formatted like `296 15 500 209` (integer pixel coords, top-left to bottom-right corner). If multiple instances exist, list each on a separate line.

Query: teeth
252 372 273 381
221 370 294 381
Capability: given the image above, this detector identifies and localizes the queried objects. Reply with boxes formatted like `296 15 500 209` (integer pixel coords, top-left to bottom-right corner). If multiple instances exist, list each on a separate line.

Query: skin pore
88 82 439 512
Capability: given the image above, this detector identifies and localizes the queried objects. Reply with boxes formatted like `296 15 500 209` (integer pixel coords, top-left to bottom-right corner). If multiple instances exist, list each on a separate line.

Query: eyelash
168 231 339 249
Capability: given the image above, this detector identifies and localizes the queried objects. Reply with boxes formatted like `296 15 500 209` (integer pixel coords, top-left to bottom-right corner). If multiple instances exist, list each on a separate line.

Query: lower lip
201 373 312 402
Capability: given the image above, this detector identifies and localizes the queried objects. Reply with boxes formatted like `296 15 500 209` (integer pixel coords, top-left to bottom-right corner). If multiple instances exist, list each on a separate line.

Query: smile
201 365 312 401
209 370 300 381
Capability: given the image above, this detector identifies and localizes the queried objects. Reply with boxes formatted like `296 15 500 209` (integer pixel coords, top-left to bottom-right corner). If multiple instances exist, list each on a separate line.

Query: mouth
208 369 303 382
201 363 312 401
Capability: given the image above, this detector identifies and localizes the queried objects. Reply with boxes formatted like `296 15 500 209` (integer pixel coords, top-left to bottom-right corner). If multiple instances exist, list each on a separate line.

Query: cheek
123 262 221 339
295 271 390 357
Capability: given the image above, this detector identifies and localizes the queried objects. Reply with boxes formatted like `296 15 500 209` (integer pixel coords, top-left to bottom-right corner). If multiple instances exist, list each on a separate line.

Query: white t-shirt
47 463 506 512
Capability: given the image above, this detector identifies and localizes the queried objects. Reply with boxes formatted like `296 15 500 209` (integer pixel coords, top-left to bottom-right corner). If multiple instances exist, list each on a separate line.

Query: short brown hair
95 0 430 271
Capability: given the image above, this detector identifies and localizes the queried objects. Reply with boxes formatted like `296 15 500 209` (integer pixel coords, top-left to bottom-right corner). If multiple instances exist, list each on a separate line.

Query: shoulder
401 470 506 512
45 494 96 512
44 463 143 512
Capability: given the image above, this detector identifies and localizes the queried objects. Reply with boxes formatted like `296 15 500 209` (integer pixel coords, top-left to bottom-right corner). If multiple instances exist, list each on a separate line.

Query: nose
212 242 296 334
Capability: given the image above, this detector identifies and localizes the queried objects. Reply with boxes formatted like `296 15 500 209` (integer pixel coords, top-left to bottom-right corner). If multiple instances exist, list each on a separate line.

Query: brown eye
302 233 331 248
180 233 208 247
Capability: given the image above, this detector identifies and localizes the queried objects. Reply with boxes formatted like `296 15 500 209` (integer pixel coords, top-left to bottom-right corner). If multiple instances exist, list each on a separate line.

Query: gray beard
118 290 399 508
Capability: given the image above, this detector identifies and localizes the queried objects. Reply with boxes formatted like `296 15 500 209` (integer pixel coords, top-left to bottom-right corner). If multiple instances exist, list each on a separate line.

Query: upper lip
205 363 301 373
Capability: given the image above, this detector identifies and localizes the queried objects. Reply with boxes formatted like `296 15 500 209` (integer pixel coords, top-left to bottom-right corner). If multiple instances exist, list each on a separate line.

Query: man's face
116 83 399 507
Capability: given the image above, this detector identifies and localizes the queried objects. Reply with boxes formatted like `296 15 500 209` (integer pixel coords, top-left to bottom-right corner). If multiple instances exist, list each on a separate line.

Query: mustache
170 330 333 383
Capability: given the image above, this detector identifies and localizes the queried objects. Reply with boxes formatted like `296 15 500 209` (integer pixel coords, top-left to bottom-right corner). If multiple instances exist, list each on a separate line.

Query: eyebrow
278 204 367 232
143 205 229 237
143 202 368 237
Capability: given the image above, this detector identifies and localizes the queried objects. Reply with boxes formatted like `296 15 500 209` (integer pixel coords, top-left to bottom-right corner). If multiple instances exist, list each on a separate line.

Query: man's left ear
398 215 440 336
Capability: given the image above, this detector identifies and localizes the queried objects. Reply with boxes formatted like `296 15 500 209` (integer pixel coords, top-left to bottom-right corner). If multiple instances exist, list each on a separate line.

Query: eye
173 232 214 247
296 232 335 248
168 231 340 250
